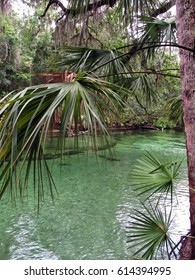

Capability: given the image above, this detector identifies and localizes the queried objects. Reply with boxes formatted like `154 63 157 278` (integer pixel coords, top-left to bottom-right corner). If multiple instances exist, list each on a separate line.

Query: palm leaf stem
116 42 195 53
99 71 180 79
89 42 193 74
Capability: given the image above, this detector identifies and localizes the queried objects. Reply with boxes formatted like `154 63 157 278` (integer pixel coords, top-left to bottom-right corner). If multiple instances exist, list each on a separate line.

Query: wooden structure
37 71 76 130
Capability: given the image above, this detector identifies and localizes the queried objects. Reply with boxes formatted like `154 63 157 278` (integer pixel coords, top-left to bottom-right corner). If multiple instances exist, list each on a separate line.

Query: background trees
1 1 182 128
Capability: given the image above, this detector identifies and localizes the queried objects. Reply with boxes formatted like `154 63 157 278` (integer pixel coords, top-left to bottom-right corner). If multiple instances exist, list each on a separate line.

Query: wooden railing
38 70 76 83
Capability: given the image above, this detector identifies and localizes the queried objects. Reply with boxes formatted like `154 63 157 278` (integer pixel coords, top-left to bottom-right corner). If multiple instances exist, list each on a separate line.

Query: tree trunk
0 0 11 15
176 0 195 259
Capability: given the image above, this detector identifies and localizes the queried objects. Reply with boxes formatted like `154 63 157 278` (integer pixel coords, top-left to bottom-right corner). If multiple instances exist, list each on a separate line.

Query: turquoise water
0 130 189 259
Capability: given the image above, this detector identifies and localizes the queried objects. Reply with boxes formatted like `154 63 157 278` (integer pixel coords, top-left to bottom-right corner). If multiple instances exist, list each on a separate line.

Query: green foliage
127 149 183 259
32 31 55 73
139 16 177 59
0 74 126 202
166 95 183 126
131 150 182 200
127 203 176 259
0 2 182 130
130 74 159 108
153 116 176 129
59 46 130 79
0 14 32 92
91 6 130 49
0 16 16 90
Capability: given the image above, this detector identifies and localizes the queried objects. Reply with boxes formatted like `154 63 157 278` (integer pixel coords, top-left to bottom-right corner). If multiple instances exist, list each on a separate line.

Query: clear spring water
0 130 189 260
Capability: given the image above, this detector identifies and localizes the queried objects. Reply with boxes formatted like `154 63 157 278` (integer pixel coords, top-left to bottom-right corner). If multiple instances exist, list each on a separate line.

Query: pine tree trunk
176 0 195 259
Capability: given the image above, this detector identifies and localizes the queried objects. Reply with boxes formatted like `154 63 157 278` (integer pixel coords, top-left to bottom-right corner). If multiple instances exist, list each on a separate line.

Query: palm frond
138 16 177 58
130 73 159 108
140 16 177 43
118 0 163 21
167 95 183 125
126 202 177 259
59 46 131 80
0 74 127 202
131 150 182 202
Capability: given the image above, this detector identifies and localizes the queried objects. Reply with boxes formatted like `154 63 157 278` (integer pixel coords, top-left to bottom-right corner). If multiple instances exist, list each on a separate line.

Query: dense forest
0 0 182 130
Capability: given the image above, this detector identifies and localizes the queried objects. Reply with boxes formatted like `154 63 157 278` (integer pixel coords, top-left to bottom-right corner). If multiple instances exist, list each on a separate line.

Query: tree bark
176 0 195 259
0 0 10 15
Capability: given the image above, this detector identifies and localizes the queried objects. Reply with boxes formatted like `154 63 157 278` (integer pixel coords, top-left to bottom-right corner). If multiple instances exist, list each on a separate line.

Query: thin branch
41 0 118 18
149 0 176 18
155 68 179 72
40 0 67 18
99 71 180 79
134 95 148 114
90 42 195 73
137 43 195 54
116 41 194 53
40 0 176 21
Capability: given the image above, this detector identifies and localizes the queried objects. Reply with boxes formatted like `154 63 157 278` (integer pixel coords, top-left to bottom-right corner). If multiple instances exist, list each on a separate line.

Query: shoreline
46 125 183 137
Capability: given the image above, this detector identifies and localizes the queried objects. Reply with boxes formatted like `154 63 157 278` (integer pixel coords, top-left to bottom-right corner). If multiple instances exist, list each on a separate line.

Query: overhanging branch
40 0 67 17
149 0 176 17
99 71 180 79
41 0 118 18
90 42 195 73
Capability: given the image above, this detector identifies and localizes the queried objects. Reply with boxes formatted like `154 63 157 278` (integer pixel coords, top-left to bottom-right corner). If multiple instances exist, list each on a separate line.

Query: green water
0 130 189 259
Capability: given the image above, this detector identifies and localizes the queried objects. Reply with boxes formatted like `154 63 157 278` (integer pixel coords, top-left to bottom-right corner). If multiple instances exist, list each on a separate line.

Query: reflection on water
0 130 189 259
6 215 58 260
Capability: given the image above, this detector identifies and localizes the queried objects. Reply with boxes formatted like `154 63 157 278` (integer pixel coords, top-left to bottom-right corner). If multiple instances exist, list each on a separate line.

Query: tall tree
176 0 195 259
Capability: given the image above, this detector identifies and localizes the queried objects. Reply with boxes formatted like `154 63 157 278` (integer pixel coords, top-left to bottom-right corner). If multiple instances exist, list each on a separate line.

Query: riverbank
46 124 183 137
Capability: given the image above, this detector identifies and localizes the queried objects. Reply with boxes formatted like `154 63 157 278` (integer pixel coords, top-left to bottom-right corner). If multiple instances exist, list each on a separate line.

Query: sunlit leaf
131 150 183 202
